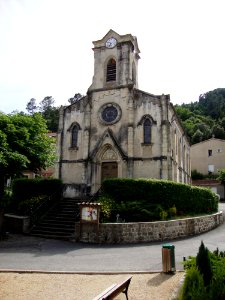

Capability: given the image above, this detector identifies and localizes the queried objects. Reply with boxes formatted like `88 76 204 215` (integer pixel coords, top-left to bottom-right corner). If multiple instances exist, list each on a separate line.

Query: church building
55 30 191 198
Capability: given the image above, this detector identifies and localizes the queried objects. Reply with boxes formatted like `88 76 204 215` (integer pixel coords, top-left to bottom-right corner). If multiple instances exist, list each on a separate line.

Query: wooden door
101 162 118 181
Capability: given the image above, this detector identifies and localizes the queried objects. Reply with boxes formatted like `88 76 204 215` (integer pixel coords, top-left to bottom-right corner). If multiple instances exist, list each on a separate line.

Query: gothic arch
67 122 81 148
67 122 81 132
97 143 118 162
137 114 156 126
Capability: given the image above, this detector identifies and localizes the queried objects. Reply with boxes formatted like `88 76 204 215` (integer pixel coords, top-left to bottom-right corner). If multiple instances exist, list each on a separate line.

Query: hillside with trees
26 93 83 132
175 88 225 144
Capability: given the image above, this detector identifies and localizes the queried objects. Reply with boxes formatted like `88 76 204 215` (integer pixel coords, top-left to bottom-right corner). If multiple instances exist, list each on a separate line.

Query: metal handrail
29 192 61 227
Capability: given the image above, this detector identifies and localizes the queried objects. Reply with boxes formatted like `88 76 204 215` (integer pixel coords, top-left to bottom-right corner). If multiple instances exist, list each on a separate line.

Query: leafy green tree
192 129 204 144
211 124 225 139
175 88 225 144
0 112 55 201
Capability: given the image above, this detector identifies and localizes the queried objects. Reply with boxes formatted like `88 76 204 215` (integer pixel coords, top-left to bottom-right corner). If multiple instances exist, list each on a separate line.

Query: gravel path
0 271 184 300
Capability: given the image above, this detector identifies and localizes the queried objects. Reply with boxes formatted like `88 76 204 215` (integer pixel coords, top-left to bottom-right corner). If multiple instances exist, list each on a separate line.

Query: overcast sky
1 0 225 113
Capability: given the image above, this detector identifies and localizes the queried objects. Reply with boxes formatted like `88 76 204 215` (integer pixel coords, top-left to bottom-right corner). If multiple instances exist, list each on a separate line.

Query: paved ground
0 203 224 273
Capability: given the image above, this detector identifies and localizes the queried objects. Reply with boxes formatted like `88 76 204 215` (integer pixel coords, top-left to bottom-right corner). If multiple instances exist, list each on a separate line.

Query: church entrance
101 162 118 181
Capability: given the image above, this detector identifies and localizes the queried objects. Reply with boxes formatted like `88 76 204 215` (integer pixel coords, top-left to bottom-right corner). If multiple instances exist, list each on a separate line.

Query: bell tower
88 29 140 91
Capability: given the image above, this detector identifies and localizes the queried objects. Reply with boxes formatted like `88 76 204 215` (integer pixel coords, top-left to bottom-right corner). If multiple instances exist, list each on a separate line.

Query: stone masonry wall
75 211 224 244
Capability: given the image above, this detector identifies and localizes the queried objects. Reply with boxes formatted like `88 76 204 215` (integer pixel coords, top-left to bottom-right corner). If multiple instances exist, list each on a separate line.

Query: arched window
71 125 79 148
106 58 116 82
144 119 151 144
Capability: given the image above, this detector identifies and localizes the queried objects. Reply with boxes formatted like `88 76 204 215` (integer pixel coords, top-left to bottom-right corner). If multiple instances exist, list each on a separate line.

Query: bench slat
92 284 117 300
102 276 132 300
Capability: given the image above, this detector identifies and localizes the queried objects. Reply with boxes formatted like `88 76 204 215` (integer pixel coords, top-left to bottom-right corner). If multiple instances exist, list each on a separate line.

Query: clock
99 103 121 124
105 37 117 48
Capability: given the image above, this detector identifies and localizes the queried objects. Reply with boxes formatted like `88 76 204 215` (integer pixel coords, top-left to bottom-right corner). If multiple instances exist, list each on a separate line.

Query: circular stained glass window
99 103 121 125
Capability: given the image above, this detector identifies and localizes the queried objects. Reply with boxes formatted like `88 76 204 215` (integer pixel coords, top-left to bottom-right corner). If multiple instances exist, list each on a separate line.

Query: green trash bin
162 244 176 273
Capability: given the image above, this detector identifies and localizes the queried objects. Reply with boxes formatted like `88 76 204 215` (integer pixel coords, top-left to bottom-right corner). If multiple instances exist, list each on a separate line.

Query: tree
0 112 55 201
68 93 83 105
196 241 212 287
39 96 55 112
192 129 204 144
26 98 38 115
211 124 225 139
175 88 225 144
39 96 59 132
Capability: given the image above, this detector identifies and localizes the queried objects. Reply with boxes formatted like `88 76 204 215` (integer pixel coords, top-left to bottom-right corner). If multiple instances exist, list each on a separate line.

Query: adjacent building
55 30 191 198
191 137 225 199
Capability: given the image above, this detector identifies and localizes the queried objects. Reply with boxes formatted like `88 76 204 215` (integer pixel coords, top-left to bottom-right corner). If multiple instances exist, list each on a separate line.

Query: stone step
30 232 74 240
29 197 84 240
32 226 75 233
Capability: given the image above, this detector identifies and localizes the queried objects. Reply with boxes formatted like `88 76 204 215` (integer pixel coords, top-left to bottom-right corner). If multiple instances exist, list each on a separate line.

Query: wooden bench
93 276 132 300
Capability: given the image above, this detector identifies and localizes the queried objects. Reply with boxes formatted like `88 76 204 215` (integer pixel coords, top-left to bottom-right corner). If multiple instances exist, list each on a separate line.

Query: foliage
17 195 47 215
68 93 83 104
26 96 59 132
196 241 212 287
99 196 117 222
100 178 218 222
0 112 56 200
209 252 225 299
175 88 225 144
191 169 204 180
217 169 225 182
181 267 206 300
180 244 225 299
12 178 62 202
10 178 62 215
26 98 38 114
168 205 177 217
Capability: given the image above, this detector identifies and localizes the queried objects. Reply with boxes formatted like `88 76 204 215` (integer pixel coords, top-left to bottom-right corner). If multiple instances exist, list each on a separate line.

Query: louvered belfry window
106 59 116 82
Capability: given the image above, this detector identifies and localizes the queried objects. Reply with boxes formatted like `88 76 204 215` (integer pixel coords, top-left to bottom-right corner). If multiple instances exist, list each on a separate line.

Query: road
0 203 224 272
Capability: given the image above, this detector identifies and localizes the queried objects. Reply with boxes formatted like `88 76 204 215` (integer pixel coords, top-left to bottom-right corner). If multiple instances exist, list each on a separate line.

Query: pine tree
196 241 212 287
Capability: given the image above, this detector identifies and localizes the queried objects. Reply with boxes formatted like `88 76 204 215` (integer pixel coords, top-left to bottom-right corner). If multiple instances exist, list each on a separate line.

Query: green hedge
101 178 218 215
12 178 63 202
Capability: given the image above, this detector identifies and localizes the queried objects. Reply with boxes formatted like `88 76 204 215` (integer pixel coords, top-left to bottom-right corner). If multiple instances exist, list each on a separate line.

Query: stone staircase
29 198 82 240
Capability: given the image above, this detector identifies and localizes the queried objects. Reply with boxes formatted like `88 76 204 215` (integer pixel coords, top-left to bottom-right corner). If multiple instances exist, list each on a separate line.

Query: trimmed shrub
181 267 207 300
101 178 218 216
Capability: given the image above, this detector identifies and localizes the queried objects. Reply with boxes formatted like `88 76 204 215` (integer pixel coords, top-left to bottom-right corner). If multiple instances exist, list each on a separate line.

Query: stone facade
75 211 223 244
55 30 191 198
191 137 225 175
191 137 225 199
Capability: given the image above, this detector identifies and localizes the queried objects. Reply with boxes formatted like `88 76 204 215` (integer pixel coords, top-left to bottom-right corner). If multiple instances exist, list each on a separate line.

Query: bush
101 178 218 220
181 244 225 299
12 178 62 201
181 267 206 300
196 241 212 287
191 169 204 180
10 178 63 214
17 195 47 216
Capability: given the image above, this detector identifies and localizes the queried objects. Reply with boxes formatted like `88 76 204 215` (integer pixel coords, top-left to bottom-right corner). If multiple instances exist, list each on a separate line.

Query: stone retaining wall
75 211 224 244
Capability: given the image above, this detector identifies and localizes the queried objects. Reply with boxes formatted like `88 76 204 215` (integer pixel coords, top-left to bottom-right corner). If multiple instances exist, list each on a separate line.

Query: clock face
105 37 117 48
99 103 121 125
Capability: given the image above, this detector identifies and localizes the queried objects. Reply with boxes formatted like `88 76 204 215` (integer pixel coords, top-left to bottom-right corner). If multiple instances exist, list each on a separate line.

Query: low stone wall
4 214 30 234
75 211 224 244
